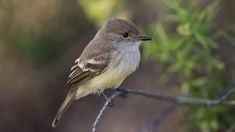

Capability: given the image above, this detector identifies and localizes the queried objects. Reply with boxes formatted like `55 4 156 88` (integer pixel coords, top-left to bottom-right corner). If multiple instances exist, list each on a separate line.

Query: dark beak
137 35 152 41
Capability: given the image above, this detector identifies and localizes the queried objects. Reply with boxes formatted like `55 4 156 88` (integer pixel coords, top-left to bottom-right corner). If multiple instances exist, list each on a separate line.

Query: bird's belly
82 67 128 93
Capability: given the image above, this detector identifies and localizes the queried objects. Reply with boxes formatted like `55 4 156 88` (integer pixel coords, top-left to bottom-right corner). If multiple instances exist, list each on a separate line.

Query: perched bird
52 18 151 127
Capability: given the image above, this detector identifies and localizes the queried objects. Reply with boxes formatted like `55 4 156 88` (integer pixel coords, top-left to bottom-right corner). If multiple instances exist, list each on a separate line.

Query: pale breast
76 44 140 99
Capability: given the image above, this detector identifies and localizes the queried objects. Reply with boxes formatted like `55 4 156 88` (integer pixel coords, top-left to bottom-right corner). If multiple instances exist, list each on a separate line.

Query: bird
52 18 151 127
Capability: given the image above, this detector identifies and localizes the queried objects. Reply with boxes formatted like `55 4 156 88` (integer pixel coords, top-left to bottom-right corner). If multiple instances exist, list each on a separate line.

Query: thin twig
92 92 121 132
125 88 235 106
151 104 175 132
138 104 175 132
217 86 235 103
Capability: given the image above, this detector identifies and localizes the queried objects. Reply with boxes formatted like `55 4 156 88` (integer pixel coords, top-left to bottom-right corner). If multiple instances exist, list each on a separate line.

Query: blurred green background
1 0 235 132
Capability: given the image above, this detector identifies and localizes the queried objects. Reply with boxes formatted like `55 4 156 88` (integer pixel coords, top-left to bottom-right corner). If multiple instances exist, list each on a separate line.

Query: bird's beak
136 35 152 41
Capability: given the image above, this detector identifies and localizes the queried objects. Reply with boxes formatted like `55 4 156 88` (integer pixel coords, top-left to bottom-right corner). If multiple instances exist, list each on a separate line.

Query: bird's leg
101 92 114 107
116 88 128 98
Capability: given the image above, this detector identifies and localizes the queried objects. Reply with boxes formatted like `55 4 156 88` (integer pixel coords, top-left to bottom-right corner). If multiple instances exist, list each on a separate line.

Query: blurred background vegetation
1 0 235 132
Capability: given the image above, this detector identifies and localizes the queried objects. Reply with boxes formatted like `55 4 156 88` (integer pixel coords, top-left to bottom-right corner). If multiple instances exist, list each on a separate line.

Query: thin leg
101 92 114 107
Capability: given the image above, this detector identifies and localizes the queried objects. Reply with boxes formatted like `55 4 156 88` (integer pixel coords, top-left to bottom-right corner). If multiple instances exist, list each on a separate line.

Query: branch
92 87 235 132
138 104 175 132
125 87 235 106
92 92 121 132
150 104 175 132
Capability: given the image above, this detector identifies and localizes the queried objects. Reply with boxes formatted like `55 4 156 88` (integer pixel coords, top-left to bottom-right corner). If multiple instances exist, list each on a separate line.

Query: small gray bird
52 18 151 127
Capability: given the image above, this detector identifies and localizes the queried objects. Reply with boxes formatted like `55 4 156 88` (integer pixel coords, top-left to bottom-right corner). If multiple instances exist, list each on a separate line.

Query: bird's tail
52 88 77 128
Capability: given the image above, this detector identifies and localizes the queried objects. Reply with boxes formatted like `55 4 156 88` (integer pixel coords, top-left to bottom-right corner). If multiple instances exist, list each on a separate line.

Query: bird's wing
67 54 111 88
52 54 111 128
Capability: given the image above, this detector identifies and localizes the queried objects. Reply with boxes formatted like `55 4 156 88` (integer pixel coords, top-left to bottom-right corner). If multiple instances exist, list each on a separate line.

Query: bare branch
125 88 235 106
217 86 235 103
92 92 121 132
150 104 175 132
138 104 175 132
92 87 235 132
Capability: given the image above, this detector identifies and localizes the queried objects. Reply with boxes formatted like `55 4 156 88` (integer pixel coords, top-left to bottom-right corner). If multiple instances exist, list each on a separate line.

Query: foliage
78 0 128 27
143 0 235 131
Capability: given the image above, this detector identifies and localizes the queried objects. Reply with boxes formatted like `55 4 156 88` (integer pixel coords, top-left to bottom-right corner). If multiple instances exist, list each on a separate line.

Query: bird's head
97 18 152 46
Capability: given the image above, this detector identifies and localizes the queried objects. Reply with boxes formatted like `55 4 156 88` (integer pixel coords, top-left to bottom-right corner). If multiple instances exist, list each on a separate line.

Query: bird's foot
116 88 128 98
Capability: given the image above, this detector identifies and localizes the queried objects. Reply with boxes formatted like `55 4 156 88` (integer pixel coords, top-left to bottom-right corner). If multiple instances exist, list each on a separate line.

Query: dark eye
122 32 129 38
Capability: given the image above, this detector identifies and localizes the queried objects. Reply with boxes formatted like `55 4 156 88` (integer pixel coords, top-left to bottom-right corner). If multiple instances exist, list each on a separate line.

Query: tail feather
52 89 77 128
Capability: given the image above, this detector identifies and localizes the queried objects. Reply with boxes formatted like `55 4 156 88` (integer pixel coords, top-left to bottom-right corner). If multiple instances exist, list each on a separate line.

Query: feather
52 54 111 127
52 88 76 128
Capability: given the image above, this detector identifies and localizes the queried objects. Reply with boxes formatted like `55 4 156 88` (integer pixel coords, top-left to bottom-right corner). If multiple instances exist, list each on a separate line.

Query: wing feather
67 55 110 87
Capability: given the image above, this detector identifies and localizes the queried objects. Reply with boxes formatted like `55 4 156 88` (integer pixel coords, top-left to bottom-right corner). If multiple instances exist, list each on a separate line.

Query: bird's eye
122 32 129 38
